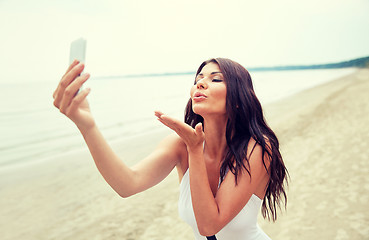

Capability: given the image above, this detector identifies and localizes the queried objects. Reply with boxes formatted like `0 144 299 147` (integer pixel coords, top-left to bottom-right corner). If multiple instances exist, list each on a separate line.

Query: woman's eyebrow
197 71 223 76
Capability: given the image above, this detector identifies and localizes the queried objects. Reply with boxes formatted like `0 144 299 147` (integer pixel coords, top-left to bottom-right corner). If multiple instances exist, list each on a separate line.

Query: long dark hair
184 58 288 221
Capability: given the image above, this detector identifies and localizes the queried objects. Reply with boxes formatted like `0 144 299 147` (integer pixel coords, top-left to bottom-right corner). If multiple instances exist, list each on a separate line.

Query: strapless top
178 169 271 240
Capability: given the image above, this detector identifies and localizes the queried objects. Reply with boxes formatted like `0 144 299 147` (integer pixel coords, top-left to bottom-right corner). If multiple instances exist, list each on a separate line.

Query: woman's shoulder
159 133 189 175
158 133 188 156
246 136 273 169
159 133 186 146
248 136 272 153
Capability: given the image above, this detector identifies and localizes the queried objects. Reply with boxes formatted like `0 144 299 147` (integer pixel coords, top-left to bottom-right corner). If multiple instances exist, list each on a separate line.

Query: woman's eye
212 79 223 82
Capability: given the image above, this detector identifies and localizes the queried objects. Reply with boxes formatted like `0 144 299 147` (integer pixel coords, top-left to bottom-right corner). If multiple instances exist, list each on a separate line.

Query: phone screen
69 38 86 64
69 38 87 93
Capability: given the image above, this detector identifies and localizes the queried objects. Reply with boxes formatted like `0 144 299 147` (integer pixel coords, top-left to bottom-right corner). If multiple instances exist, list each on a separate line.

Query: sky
0 0 368 83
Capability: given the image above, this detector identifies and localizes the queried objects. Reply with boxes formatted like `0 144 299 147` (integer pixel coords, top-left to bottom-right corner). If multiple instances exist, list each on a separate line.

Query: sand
259 68 369 239
1 68 368 240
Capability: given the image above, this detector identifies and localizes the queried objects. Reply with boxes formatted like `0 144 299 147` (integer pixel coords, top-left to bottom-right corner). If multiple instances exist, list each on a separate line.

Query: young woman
53 58 288 240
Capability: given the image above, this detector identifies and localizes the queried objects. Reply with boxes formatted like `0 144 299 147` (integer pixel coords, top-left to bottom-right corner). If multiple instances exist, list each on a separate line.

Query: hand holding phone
53 38 93 131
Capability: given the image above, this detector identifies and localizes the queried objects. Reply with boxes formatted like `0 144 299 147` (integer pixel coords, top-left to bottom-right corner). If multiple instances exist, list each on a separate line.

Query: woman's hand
53 60 95 132
155 111 204 151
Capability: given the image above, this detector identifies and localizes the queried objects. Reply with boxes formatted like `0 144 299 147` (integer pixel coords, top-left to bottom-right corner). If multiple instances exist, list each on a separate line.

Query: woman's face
190 62 227 117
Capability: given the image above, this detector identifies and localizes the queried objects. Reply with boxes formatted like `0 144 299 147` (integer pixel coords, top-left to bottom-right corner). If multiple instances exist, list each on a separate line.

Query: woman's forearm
188 147 221 235
53 62 144 198
80 125 137 198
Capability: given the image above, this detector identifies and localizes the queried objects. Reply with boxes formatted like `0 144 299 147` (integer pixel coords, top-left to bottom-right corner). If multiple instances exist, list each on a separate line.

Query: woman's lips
193 92 207 102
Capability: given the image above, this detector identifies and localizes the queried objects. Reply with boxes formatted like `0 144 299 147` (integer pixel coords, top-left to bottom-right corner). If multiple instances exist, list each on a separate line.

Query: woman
53 58 288 240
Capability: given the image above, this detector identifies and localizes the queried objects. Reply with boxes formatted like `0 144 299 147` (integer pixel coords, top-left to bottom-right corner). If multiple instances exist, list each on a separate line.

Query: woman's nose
196 79 207 89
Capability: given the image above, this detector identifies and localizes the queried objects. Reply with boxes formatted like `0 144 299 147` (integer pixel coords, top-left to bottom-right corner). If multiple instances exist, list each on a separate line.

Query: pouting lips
194 92 207 98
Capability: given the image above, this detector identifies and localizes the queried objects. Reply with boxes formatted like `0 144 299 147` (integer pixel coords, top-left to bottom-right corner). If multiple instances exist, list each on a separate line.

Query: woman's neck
203 115 228 163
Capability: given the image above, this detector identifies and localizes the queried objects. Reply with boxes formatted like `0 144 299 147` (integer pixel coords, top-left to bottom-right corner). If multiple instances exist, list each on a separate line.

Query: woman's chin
192 106 205 116
193 105 212 117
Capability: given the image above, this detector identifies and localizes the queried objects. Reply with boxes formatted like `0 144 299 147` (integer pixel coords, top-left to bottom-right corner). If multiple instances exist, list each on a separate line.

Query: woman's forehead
198 62 222 75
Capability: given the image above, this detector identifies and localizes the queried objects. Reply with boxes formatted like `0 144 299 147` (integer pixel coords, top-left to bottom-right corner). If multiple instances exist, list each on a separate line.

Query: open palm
155 111 204 149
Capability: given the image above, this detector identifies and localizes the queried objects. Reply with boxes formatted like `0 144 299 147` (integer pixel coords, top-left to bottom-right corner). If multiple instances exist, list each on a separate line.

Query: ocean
0 68 356 168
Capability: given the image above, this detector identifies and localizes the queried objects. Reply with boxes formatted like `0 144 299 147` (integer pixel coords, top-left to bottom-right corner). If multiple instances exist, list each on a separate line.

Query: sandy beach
1 68 368 240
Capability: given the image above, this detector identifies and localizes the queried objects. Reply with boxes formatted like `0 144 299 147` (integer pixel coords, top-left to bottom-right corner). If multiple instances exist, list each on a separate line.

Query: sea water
0 68 356 168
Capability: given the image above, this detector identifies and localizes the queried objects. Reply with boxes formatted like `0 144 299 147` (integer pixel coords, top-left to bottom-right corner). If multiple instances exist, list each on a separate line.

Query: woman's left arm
155 112 269 236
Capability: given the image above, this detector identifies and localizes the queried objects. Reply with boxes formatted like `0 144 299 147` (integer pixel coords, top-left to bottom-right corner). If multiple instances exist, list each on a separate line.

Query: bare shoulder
157 133 187 152
247 137 272 168
156 133 187 160
158 133 188 178
247 137 259 157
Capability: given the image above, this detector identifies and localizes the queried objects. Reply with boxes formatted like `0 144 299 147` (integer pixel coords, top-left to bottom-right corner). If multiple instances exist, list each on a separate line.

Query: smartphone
69 38 86 65
69 38 87 93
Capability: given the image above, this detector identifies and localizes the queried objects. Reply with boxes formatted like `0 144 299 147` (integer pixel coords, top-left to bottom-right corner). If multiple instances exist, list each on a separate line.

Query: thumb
195 122 203 134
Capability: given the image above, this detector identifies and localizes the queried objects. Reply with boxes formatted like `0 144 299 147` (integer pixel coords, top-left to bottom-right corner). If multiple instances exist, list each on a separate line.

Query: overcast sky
0 0 368 83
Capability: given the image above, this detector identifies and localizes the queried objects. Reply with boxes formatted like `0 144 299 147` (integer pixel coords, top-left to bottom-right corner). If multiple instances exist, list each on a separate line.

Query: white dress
178 169 272 240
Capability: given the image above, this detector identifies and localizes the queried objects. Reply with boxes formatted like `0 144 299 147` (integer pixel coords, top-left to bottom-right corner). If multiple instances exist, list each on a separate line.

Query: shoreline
1 68 368 239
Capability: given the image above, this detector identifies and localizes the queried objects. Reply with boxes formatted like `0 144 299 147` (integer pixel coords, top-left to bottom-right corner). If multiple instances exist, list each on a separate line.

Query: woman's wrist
77 121 97 135
187 144 203 155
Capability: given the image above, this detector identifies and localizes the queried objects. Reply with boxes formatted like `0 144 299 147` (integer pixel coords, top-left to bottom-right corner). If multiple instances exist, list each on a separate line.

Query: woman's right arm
53 61 182 197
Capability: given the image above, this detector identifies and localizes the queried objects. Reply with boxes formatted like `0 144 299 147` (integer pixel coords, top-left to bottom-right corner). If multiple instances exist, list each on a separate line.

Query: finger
162 117 197 139
66 88 91 115
195 122 203 133
53 85 62 108
195 123 205 140
155 111 195 134
157 118 191 141
157 118 175 130
159 115 183 130
59 72 90 111
54 63 85 108
154 110 164 118
53 60 80 100
156 113 184 134
64 59 80 76
59 73 90 114
60 62 85 89
155 112 179 129
53 86 59 99
155 111 173 125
